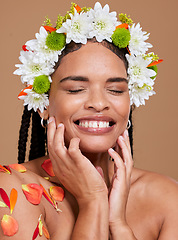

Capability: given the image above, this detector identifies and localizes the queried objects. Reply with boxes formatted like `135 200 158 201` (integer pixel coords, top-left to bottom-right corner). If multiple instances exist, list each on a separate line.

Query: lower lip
74 124 115 134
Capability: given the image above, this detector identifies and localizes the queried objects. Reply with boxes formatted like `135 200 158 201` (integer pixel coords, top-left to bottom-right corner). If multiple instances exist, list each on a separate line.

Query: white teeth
89 122 93 128
78 121 111 128
93 121 98 128
99 122 103 128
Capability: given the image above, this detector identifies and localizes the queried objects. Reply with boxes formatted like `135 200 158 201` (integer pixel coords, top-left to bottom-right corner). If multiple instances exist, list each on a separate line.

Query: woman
0 2 177 239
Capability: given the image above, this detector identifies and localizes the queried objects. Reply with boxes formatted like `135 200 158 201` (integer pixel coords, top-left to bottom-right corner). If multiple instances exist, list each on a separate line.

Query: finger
48 121 69 171
95 166 104 179
114 142 123 159
123 129 131 153
47 117 57 151
67 137 83 164
53 123 67 156
108 148 126 182
117 136 133 182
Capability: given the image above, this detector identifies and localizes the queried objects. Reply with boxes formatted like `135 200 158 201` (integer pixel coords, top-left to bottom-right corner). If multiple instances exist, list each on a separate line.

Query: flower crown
14 2 163 112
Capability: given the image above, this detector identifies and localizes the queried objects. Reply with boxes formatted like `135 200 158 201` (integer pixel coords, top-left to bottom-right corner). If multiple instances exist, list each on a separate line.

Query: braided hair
18 107 47 163
18 40 134 163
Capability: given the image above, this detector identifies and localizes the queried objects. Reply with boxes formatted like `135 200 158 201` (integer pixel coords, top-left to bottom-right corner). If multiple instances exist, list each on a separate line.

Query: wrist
109 220 137 240
78 192 108 209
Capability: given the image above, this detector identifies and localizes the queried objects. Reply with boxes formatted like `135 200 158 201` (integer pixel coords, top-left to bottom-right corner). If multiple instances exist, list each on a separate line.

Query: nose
84 88 109 112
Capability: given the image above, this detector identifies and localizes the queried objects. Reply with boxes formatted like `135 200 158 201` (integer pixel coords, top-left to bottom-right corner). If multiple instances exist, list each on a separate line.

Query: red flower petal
41 159 55 177
0 165 11 174
9 164 27 173
32 222 39 240
1 215 18 236
22 183 43 205
3 165 12 174
0 188 10 208
22 45 29 51
40 184 55 207
33 215 50 239
49 186 64 202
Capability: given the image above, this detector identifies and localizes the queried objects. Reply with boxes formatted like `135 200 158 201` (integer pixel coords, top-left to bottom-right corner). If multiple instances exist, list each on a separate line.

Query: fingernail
124 129 128 137
57 123 63 128
109 148 115 152
119 136 124 141
48 117 55 124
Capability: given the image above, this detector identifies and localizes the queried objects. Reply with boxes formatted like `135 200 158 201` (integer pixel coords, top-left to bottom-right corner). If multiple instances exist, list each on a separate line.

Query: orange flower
18 85 33 99
49 186 64 202
22 183 43 205
32 215 50 240
9 164 27 173
43 26 56 33
1 215 18 236
116 23 129 29
40 184 62 212
10 188 18 214
75 4 82 12
147 59 163 67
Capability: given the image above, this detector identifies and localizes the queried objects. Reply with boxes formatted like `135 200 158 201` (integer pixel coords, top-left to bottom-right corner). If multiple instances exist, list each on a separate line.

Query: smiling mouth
74 120 115 129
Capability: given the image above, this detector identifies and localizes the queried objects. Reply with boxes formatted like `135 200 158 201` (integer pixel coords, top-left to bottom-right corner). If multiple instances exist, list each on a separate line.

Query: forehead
54 43 127 79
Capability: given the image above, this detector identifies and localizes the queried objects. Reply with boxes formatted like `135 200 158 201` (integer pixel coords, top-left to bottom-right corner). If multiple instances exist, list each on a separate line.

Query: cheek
48 93 82 123
113 94 130 120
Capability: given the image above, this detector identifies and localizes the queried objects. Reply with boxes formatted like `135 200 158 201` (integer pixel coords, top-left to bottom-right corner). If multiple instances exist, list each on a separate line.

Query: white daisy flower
126 54 156 88
88 2 119 42
129 82 155 107
57 9 91 44
14 50 54 85
19 88 49 113
26 27 61 63
129 23 152 55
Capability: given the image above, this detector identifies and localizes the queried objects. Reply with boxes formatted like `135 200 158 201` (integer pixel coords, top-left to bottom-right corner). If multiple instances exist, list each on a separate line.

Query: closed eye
67 89 85 94
108 89 124 95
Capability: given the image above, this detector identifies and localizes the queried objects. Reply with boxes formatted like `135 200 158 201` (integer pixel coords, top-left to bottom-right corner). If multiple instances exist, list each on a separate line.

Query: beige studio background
0 0 177 180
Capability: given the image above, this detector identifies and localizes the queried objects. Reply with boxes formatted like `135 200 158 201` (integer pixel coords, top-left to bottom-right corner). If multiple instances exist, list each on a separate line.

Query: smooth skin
0 43 177 240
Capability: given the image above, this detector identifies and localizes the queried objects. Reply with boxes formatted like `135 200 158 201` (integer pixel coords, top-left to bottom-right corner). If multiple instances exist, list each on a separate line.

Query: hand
47 117 108 206
108 129 133 227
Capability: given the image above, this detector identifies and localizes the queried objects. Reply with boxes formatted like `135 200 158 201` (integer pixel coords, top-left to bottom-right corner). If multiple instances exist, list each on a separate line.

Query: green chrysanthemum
112 28 131 48
33 75 51 94
46 31 66 51
148 65 158 79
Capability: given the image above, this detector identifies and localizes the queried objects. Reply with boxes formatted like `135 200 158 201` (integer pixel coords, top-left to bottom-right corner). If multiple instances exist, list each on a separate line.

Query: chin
78 138 117 153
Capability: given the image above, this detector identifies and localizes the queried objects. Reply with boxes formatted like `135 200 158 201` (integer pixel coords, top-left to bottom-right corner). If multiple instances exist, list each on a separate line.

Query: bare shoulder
0 167 46 240
133 168 178 197
0 160 77 240
132 168 178 239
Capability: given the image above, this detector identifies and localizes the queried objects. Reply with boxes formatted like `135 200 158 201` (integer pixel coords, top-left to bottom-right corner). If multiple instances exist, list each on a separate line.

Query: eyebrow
106 77 128 83
59 76 88 83
59 76 128 83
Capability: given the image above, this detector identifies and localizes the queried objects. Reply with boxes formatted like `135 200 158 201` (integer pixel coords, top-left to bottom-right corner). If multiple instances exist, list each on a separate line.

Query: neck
36 151 114 189
82 151 113 188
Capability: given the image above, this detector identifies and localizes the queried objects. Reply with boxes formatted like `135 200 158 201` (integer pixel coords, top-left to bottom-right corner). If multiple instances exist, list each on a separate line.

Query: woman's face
49 43 130 153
